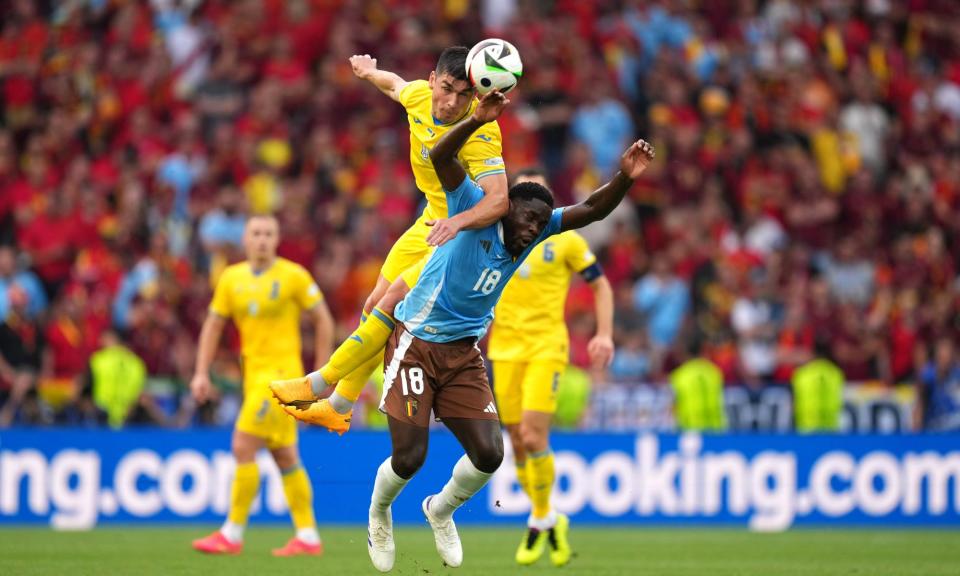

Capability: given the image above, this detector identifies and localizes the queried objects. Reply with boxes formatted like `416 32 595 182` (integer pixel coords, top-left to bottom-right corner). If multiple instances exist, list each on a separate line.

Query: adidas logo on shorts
483 402 498 414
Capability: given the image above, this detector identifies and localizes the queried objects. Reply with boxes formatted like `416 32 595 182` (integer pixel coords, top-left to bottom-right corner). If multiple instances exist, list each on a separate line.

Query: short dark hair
436 46 470 82
511 166 548 186
508 181 554 208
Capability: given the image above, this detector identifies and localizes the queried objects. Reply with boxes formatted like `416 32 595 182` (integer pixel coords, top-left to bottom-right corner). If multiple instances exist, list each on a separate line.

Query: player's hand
588 334 615 369
190 373 213 404
619 139 656 179
425 217 464 246
472 90 510 123
349 54 377 79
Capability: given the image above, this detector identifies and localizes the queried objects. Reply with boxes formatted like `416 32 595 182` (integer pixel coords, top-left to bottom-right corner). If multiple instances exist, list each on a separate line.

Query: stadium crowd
1 0 960 429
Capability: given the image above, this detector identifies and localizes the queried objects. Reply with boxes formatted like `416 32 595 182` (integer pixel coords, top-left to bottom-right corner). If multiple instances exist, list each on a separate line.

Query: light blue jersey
395 176 563 343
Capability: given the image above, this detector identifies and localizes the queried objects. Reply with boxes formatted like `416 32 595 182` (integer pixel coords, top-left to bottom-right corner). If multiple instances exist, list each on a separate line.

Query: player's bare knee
469 433 504 474
364 275 391 315
506 424 525 456
362 293 378 315
519 424 548 454
378 280 409 316
231 432 259 463
391 445 427 479
232 441 257 463
270 447 299 470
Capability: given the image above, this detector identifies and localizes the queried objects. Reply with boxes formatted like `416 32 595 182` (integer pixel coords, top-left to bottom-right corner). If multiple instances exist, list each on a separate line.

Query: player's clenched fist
619 139 656 179
349 54 377 79
190 372 213 404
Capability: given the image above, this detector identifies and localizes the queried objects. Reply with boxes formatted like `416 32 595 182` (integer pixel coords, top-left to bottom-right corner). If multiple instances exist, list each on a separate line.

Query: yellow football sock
281 465 316 530
227 461 260 526
515 458 531 498
335 352 384 403
319 307 395 385
528 450 555 519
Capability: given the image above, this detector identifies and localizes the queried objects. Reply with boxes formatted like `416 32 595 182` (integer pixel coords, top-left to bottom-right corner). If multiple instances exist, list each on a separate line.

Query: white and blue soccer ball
466 38 523 95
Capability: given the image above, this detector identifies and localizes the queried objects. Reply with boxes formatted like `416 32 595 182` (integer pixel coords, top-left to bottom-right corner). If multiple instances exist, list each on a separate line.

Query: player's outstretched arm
349 54 408 102
428 91 508 192
560 139 655 232
191 312 227 404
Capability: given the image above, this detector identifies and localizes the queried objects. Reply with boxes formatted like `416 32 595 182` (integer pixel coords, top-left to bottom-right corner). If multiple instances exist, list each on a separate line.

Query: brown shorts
380 324 499 428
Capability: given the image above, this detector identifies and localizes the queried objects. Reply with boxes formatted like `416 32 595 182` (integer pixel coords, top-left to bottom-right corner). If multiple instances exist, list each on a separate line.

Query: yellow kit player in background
489 169 615 567
190 215 335 557
272 47 509 432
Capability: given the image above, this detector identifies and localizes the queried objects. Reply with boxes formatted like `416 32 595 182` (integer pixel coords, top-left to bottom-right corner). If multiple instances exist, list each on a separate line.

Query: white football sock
528 510 557 531
306 371 328 396
296 527 321 545
430 455 494 519
220 521 244 543
371 457 410 513
328 391 354 414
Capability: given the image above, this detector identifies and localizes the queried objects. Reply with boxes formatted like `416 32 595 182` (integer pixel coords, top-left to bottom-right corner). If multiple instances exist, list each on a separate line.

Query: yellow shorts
381 213 432 283
235 361 303 449
492 359 567 425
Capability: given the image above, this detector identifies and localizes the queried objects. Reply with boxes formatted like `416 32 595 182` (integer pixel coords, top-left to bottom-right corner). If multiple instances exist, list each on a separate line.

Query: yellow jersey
209 258 323 365
488 231 599 362
399 80 505 221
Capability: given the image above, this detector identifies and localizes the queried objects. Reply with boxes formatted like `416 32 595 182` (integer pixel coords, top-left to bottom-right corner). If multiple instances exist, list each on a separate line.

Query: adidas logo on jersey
483 402 498 414
480 240 491 253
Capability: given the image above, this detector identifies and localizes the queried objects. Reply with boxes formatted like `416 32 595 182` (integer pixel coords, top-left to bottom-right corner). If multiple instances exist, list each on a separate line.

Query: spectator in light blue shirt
571 79 634 178
0 246 48 321
633 255 689 350
609 331 652 382
112 258 159 330
199 184 246 255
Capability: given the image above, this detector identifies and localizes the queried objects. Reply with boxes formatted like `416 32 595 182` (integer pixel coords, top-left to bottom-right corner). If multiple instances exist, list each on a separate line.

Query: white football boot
422 495 463 567
368 507 396 572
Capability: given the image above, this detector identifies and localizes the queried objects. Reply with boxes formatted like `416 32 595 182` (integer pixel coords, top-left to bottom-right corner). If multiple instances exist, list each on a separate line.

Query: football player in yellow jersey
272 47 509 432
488 168 615 567
190 215 335 557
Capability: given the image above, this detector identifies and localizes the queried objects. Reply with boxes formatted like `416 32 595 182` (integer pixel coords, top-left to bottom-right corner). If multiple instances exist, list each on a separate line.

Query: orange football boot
282 399 351 435
269 377 317 406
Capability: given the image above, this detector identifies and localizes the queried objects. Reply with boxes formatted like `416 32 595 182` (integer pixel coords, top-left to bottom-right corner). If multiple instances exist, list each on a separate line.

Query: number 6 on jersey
400 367 425 395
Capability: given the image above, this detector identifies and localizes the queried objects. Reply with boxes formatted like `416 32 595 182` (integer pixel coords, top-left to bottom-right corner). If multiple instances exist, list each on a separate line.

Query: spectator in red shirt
45 285 98 384
17 191 81 299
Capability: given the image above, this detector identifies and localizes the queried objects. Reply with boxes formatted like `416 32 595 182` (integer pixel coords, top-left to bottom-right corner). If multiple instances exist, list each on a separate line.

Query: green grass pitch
1 526 958 575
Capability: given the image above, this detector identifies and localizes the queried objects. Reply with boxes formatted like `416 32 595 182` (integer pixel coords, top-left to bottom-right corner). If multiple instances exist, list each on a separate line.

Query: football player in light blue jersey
393 171 562 343
275 90 655 572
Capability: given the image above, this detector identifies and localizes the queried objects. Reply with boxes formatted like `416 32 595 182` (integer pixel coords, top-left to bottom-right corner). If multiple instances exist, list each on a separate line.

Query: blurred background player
277 48 510 433
190 215 334 556
488 167 615 567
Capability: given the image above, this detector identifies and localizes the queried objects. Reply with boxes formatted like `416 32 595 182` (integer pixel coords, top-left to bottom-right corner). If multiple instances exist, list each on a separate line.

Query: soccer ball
465 38 523 95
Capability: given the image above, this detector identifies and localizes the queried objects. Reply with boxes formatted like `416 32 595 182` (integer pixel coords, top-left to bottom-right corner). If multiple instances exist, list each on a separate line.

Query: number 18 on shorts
380 325 500 427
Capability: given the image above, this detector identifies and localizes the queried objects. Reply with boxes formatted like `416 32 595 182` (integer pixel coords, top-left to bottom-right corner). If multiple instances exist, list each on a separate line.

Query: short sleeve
209 269 233 318
445 176 485 216
399 80 430 110
564 232 598 274
293 266 323 310
459 121 505 182
543 208 563 238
